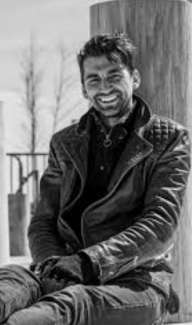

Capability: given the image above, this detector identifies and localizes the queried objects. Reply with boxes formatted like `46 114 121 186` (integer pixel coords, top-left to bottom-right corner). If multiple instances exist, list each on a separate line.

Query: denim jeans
0 264 166 325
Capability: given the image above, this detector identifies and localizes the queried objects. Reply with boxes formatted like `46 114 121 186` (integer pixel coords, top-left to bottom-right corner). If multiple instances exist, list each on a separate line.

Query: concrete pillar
0 101 10 265
90 0 192 322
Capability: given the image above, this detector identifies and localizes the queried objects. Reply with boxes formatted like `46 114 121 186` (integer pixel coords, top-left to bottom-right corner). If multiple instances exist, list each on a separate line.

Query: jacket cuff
78 251 101 284
80 245 139 284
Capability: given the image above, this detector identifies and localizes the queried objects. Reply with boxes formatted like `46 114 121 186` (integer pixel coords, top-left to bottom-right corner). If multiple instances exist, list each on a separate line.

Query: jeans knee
0 264 42 323
40 284 94 325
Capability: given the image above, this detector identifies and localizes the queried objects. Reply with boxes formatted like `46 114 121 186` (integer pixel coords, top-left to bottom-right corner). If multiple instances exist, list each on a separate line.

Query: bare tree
21 35 43 154
20 35 44 205
52 44 76 133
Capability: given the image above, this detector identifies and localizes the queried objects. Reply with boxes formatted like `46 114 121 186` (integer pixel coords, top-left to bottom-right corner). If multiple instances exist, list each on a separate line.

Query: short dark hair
77 33 137 85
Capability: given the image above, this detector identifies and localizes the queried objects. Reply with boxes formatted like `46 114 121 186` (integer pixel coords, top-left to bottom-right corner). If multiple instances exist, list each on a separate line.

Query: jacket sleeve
81 128 191 284
28 136 68 263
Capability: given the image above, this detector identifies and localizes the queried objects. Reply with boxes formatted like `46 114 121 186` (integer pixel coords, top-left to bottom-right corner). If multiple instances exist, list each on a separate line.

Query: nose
99 78 112 92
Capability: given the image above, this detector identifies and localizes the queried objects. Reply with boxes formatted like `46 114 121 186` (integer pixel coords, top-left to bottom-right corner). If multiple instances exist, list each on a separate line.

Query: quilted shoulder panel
144 115 185 151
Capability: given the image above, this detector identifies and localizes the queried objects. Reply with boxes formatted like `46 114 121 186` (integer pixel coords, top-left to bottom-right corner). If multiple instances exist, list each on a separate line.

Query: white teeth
99 95 117 103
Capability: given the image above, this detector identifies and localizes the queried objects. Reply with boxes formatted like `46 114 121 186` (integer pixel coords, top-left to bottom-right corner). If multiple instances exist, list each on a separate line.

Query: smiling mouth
97 94 118 104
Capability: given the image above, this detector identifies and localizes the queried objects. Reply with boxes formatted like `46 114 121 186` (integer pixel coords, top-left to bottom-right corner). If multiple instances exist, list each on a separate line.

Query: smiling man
0 34 191 325
82 54 140 127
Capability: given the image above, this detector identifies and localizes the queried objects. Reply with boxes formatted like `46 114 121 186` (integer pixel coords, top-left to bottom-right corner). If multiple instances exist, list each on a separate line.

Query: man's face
82 55 140 123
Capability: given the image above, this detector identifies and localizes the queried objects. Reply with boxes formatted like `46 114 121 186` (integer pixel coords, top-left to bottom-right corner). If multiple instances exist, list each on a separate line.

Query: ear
132 69 141 90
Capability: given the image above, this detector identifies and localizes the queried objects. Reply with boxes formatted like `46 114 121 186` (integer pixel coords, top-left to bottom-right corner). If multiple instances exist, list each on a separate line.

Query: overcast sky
0 0 94 93
0 0 111 151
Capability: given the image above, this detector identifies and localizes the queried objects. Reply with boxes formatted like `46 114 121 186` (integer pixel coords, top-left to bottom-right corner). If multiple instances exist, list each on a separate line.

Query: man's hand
38 254 95 286
30 259 70 294
40 276 67 295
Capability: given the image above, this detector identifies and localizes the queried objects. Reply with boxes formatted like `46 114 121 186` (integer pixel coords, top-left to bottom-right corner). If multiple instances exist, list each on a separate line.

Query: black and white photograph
0 1 192 324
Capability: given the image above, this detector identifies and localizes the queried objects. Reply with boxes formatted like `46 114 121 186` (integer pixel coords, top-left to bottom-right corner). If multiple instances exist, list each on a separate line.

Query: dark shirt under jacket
66 102 138 240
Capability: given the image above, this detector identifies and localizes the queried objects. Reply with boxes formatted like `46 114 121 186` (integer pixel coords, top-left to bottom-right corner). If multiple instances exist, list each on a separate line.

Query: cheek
85 87 98 99
84 91 96 104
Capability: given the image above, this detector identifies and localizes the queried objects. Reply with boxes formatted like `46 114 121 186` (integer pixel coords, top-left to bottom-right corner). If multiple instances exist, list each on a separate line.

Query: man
0 34 191 325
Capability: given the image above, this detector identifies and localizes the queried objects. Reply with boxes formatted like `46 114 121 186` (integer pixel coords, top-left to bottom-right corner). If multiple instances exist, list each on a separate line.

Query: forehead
83 55 124 75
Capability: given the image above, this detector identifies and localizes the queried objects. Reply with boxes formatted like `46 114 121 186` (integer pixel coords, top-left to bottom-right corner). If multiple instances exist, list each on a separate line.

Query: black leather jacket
28 96 191 300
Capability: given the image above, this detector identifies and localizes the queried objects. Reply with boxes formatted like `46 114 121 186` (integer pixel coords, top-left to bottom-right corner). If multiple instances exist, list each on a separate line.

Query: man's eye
87 78 99 86
108 75 122 82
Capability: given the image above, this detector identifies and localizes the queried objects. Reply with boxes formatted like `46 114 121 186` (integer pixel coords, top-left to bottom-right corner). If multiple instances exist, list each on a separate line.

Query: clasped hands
31 253 94 295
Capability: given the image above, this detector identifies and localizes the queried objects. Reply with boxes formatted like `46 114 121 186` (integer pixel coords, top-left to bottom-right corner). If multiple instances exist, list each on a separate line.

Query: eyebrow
107 68 123 74
85 73 99 80
85 68 123 80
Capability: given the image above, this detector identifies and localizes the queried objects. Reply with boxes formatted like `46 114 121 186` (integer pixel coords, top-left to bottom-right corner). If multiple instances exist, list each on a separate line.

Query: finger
41 277 67 294
46 266 60 279
40 257 58 275
40 264 53 278
41 256 58 269
42 263 55 277
41 278 58 294
48 265 71 280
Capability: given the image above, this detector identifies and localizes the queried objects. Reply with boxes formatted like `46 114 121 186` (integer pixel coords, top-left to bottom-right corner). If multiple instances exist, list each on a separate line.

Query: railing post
0 101 10 265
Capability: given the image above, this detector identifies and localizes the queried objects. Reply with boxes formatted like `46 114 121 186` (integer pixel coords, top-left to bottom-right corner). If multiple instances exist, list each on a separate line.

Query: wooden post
8 193 27 256
0 101 10 265
90 0 192 322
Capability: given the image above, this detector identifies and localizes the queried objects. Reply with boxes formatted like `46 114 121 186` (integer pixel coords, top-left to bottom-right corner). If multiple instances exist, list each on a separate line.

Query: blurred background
0 0 106 260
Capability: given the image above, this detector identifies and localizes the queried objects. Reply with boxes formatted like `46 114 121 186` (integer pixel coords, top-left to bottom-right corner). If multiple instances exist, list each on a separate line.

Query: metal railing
6 152 49 256
7 152 48 199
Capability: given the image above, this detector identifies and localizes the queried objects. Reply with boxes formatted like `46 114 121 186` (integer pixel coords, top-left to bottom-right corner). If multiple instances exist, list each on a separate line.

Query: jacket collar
61 95 153 187
107 95 153 190
108 130 153 191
